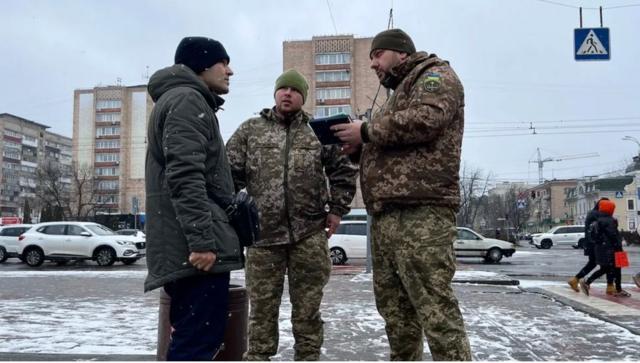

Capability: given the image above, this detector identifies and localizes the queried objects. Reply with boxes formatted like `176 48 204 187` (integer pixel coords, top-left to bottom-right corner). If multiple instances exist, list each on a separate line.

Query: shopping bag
614 251 629 268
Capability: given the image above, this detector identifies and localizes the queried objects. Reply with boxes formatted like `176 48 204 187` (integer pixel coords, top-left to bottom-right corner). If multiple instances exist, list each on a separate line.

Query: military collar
384 52 434 89
262 107 308 126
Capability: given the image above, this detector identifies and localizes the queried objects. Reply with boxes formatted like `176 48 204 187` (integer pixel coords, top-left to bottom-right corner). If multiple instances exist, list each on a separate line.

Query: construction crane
529 148 599 184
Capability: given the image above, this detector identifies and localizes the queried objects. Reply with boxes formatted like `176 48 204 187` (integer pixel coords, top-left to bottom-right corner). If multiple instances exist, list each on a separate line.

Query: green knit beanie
369 28 416 58
274 69 309 103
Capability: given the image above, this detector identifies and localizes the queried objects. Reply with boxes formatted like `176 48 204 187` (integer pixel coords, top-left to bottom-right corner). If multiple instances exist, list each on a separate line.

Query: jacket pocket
209 201 242 264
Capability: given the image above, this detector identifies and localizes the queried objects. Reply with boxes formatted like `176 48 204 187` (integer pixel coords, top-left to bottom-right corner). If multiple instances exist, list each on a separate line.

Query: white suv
532 225 585 249
0 224 33 263
17 222 145 267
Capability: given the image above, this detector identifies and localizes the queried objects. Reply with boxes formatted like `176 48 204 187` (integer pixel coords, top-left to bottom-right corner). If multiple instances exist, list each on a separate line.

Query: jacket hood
147 64 225 111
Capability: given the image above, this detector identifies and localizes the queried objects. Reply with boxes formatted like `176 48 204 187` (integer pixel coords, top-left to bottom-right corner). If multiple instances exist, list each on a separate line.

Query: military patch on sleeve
422 72 442 92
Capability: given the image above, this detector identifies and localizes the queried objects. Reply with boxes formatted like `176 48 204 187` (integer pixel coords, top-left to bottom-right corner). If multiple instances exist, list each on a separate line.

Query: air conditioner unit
318 99 325 104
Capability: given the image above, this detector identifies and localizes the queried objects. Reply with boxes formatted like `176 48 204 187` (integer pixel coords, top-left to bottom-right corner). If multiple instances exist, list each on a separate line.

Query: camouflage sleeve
321 144 358 216
367 65 463 147
225 120 249 192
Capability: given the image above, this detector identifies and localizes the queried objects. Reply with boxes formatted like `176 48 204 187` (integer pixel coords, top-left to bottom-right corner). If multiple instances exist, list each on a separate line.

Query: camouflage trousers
371 205 472 361
245 230 332 361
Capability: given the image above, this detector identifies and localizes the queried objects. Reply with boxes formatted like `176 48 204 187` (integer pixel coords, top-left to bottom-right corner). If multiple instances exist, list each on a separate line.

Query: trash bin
156 284 248 361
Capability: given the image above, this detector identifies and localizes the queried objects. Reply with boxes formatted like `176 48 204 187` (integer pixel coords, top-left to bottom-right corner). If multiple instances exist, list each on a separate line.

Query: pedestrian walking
331 28 472 361
579 199 631 297
144 36 244 360
568 198 609 293
226 69 358 360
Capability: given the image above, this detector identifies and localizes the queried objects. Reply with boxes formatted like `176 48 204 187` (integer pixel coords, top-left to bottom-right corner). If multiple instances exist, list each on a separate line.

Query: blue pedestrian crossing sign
574 28 610 61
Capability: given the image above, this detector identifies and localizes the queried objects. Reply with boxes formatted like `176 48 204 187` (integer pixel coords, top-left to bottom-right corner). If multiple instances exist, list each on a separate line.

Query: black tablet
309 113 352 145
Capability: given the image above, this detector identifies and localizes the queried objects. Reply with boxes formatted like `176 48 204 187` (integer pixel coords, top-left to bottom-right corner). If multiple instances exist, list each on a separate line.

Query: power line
467 122 640 133
464 128 640 138
325 0 338 34
532 0 640 10
468 116 640 126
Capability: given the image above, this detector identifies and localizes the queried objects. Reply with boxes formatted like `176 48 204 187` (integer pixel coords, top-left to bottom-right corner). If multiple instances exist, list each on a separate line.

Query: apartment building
283 35 384 208
283 34 383 120
566 175 636 231
73 85 152 215
0 113 72 218
526 179 578 231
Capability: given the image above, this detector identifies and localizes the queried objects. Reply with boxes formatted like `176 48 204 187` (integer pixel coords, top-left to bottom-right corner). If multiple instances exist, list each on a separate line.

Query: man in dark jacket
332 29 471 361
145 36 244 360
568 198 608 293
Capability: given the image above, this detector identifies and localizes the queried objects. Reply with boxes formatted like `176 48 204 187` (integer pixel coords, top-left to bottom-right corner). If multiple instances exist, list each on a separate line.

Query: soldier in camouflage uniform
332 29 472 361
226 69 358 361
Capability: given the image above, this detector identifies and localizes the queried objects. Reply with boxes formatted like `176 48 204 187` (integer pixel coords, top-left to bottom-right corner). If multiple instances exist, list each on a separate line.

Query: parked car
531 225 585 249
455 227 516 263
328 222 516 265
0 224 33 263
17 222 145 267
116 229 146 239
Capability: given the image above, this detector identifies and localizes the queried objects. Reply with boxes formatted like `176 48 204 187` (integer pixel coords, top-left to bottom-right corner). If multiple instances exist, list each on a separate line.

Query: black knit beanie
369 28 416 58
175 36 230 74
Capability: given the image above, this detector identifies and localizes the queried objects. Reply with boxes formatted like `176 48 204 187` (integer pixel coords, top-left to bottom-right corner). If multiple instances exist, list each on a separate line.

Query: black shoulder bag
223 191 260 247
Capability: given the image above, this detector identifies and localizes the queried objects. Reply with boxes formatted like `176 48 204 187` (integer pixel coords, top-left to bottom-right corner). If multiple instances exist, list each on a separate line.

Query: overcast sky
2 0 639 186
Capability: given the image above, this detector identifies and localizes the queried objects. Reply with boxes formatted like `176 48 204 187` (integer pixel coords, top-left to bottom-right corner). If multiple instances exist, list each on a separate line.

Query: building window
96 113 121 122
97 180 119 190
315 52 350 65
96 100 122 110
2 151 21 160
316 70 350 82
4 141 21 149
630 220 636 230
97 195 119 204
316 87 351 100
315 105 352 118
95 153 120 162
628 199 635 211
96 126 120 137
3 129 22 138
95 167 119 176
96 140 120 149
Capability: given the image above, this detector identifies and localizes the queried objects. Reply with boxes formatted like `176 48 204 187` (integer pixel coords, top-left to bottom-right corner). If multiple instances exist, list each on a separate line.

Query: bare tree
36 162 105 221
481 185 531 240
457 163 492 228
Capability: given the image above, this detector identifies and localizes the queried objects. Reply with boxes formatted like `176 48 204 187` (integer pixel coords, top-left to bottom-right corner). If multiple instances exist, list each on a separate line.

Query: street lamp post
622 136 640 155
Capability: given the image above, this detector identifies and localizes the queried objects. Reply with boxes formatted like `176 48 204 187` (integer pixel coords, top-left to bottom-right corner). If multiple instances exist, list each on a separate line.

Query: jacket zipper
283 122 295 244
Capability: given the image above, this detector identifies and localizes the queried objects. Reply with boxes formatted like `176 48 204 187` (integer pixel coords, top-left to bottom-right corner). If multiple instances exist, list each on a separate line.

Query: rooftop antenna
142 66 150 81
116 77 122 87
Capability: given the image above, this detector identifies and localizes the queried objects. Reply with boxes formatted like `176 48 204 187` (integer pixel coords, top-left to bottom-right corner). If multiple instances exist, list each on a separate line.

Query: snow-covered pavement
2 268 640 360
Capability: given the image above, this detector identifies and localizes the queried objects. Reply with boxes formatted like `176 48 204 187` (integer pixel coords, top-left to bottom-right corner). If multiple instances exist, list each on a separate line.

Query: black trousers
164 272 230 361
575 252 597 279
586 265 613 285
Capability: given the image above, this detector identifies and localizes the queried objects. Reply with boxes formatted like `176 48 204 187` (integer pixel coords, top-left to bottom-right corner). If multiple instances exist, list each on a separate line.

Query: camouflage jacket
226 108 358 246
360 52 464 213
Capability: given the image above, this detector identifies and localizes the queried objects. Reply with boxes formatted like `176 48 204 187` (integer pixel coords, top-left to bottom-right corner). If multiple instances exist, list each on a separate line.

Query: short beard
380 71 402 90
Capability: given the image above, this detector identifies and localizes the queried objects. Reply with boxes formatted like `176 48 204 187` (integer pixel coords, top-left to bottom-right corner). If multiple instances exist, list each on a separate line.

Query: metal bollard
156 284 248 361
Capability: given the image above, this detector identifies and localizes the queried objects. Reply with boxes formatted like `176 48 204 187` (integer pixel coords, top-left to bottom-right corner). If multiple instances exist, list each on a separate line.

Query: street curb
0 352 155 361
521 287 640 336
454 278 520 286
